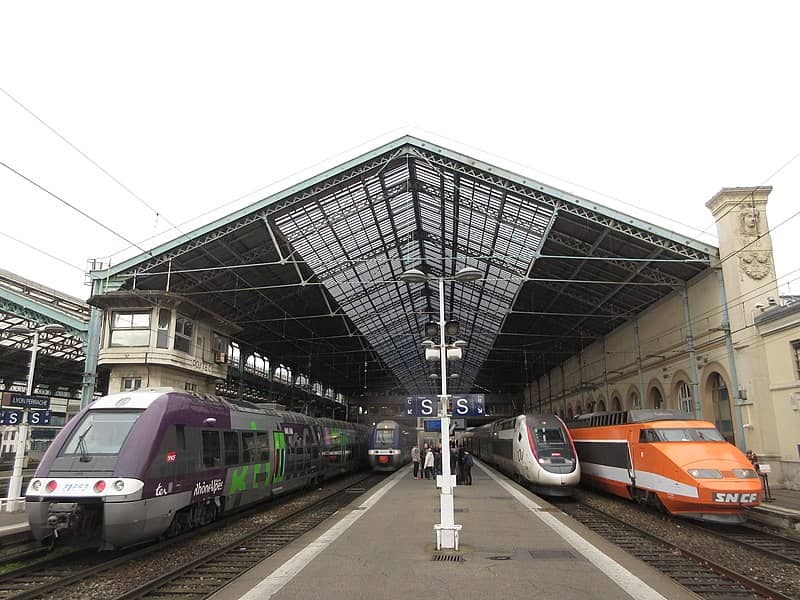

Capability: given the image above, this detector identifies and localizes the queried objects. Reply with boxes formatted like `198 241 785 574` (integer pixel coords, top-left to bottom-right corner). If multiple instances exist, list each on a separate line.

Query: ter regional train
25 388 369 550
567 409 762 523
368 420 415 472
461 413 580 496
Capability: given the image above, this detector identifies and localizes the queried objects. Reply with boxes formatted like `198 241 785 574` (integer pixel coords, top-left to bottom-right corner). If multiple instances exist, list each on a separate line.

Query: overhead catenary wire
0 229 85 273
3 95 797 398
0 160 149 254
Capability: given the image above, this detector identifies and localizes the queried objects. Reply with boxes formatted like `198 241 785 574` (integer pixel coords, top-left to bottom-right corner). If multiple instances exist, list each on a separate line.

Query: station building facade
527 187 800 489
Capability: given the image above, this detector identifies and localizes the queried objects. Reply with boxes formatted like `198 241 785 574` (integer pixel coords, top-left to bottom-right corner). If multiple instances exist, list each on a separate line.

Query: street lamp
5 323 64 512
399 266 481 550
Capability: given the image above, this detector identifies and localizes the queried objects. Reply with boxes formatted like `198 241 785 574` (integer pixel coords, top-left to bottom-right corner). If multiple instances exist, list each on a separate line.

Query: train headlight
93 480 106 493
732 468 758 479
113 480 125 491
687 468 723 479
31 480 42 492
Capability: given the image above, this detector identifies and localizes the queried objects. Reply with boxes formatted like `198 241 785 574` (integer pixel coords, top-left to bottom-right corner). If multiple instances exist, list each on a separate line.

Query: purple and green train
25 388 369 550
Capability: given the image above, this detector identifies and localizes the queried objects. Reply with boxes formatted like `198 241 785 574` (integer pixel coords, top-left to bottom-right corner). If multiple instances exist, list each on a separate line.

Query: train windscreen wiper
77 424 93 462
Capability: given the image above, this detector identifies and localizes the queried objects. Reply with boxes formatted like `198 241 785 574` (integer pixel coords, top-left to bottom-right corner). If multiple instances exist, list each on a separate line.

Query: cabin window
156 308 171 348
121 377 141 392
110 311 151 347
174 314 195 353
647 428 725 442
374 428 395 446
61 411 142 455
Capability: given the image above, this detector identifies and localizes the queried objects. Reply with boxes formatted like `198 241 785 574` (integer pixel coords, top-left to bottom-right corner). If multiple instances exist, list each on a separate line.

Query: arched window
598 400 607 411
678 381 693 413
629 391 640 410
568 406 574 419
650 387 663 409
612 396 622 411
275 364 291 383
711 373 734 444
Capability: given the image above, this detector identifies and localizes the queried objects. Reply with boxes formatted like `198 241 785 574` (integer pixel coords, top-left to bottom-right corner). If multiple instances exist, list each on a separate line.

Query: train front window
650 428 726 442
62 411 142 456
374 429 394 447
534 428 566 445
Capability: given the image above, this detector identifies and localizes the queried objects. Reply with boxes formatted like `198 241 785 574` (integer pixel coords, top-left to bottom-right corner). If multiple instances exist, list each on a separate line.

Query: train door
148 425 179 498
626 429 637 488
272 430 286 486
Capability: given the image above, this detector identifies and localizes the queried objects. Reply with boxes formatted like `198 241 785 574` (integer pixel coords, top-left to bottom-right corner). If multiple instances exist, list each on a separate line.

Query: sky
1 2 799 303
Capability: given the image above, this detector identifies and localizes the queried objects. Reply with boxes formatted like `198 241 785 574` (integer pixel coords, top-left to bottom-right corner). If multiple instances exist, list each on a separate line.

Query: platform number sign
451 395 485 417
406 396 437 417
29 410 52 425
0 409 51 425
0 409 22 425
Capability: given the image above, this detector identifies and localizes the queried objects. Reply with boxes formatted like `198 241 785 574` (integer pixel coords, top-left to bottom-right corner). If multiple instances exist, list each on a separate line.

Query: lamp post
5 323 64 512
399 266 481 550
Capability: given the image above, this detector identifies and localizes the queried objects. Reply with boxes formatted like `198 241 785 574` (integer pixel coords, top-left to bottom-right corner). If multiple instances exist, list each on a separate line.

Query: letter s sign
420 398 434 416
454 398 469 416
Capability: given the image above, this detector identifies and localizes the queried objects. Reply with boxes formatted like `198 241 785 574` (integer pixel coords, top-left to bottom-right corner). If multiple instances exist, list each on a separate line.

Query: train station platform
749 485 800 531
214 461 702 600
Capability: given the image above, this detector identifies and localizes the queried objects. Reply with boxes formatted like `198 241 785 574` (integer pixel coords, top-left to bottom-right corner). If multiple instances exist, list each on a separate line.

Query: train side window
255 431 271 461
640 430 657 443
518 433 522 441
202 430 221 467
242 432 256 463
223 431 240 466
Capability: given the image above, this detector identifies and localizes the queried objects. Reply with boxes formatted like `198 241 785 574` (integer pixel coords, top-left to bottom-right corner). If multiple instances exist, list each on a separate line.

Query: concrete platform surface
213 462 701 600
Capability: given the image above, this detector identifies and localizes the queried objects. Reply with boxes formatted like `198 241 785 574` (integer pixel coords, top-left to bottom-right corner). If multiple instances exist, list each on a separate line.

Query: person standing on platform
457 445 465 484
411 445 421 479
746 450 761 473
423 448 434 480
463 451 474 485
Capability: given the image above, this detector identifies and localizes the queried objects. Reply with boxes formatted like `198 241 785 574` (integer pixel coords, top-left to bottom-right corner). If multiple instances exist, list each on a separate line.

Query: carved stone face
740 208 760 234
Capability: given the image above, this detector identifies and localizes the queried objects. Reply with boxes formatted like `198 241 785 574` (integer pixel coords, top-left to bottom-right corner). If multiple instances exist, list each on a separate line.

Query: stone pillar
706 187 780 458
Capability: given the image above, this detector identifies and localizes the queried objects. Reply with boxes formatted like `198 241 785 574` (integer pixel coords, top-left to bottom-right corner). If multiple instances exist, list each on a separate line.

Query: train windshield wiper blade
77 424 93 462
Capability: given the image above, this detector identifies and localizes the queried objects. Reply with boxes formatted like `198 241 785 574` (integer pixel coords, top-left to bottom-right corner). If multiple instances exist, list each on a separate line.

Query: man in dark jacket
463 451 474 485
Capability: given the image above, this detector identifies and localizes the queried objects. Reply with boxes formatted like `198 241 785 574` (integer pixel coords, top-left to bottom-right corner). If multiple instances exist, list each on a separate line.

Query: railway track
0 547 128 600
555 500 795 600
111 474 384 599
692 522 800 566
0 473 378 600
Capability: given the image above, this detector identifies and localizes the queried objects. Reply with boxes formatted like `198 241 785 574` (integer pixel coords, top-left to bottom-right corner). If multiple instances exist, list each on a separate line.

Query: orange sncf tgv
567 409 762 523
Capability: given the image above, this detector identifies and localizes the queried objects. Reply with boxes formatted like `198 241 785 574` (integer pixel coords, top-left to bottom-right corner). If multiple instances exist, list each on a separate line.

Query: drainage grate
487 555 512 561
346 488 365 493
434 508 468 513
432 553 464 562
529 549 578 560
